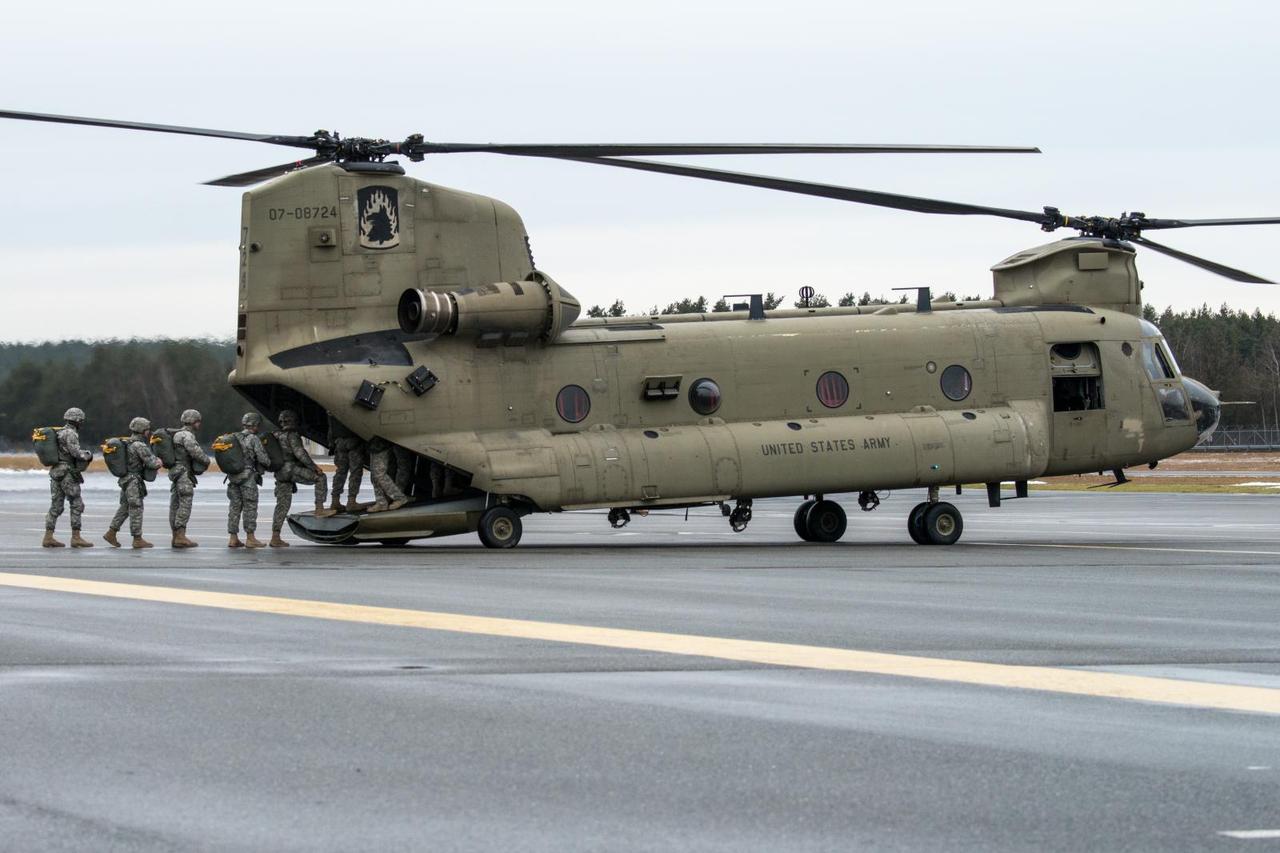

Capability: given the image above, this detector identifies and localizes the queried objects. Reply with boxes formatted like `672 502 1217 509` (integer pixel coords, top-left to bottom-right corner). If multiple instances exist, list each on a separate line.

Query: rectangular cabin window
1050 342 1104 412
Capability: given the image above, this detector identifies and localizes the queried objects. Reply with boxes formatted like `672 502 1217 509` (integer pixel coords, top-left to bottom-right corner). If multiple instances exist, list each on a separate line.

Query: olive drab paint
221 164 1221 545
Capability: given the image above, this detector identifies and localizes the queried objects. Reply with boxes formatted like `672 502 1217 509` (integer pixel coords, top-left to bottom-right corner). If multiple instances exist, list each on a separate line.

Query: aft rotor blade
557 156 1050 223
204 156 334 187
0 109 318 148
412 142 1042 156
1133 236 1275 284
1135 215 1280 231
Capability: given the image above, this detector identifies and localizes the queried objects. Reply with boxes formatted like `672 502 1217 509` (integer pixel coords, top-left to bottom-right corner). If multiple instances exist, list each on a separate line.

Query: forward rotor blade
557 156 1049 223
204 156 333 187
1135 215 1280 231
412 142 1041 156
0 109 318 148
1132 236 1274 284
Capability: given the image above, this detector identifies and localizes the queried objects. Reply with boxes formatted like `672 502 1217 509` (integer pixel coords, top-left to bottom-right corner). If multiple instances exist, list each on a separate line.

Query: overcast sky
2 0 1278 341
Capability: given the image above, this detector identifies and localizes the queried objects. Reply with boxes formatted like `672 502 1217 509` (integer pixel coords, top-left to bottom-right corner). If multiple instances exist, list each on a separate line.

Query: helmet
63 407 85 424
129 416 152 434
180 408 202 426
241 412 262 428
278 409 299 429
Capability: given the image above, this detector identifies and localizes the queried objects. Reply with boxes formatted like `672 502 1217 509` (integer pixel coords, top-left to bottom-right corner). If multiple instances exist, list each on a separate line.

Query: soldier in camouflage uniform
168 409 210 549
104 417 163 549
43 407 94 548
270 409 335 547
227 412 271 549
391 445 415 497
327 413 366 513
366 436 409 513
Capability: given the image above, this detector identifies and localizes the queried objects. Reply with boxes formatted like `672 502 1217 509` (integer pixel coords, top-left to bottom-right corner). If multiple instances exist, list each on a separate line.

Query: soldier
327 413 366 513
391 445 415 497
270 409 335 547
168 409 210 549
104 417 163 549
227 412 271 549
366 436 409 513
43 407 94 548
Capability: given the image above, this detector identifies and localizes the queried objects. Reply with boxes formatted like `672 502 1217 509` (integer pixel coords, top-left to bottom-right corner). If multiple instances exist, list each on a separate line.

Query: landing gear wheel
804 499 847 543
378 538 411 548
922 502 963 545
478 506 522 549
907 502 930 545
793 500 817 540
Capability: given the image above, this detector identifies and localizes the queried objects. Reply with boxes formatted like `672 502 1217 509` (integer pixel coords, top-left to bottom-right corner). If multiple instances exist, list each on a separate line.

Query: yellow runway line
3 571 1279 715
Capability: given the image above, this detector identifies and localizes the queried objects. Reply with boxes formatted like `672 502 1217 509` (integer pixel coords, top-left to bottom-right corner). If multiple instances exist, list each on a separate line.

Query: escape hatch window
816 371 849 408
556 385 591 423
688 378 721 415
1050 342 1104 412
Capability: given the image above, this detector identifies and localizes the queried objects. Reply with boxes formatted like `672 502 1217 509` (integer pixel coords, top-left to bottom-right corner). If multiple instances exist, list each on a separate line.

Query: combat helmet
180 408 202 426
63 407 85 425
241 412 262 428
277 409 299 429
129 416 152 434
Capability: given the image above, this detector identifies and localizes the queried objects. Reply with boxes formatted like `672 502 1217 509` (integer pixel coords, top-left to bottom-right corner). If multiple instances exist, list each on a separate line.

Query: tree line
3 300 1279 448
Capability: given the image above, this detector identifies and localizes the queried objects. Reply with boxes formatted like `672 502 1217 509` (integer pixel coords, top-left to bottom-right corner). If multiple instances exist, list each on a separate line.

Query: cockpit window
1139 319 1163 338
1159 341 1181 376
1142 341 1175 380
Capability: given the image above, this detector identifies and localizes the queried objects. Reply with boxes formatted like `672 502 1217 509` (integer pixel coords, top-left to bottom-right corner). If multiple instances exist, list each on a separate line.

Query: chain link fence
1192 429 1280 451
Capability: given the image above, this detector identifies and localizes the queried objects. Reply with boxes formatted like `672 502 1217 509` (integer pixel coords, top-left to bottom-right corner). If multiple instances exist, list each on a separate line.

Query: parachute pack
150 429 176 468
261 431 286 473
102 437 131 477
212 433 245 476
32 426 62 467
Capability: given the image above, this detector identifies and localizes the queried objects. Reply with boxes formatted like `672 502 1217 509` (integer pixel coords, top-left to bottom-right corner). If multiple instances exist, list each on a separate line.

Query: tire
793 500 817 540
922 502 963 545
478 506 522 549
804 499 847 543
907 502 930 545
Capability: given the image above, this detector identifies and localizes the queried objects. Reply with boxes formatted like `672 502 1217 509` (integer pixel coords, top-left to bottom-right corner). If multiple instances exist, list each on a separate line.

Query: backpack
212 433 246 476
150 428 177 468
32 426 62 467
102 437 131 477
261 431 286 473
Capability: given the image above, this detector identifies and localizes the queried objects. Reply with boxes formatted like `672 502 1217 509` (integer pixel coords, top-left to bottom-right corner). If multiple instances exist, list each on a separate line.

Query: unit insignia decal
357 185 400 250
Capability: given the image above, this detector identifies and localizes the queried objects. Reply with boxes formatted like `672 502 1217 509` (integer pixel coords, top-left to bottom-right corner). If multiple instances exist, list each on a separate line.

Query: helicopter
4 109 1274 549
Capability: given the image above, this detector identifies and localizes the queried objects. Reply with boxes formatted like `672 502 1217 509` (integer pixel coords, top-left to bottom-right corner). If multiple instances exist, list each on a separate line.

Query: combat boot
42 530 65 548
329 496 344 513
315 501 337 518
367 500 389 514
103 529 121 548
269 532 289 548
388 497 409 511
245 533 267 549
69 530 94 549
228 534 244 549
132 536 154 549
345 497 362 513
171 527 198 549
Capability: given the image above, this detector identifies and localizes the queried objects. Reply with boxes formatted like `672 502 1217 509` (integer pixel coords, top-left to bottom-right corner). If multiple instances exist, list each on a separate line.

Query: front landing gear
478 506 522 549
793 498 847 542
729 499 753 533
908 501 963 545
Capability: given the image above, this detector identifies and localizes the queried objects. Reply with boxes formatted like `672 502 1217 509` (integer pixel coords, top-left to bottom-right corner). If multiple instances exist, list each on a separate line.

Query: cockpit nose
1183 377 1221 443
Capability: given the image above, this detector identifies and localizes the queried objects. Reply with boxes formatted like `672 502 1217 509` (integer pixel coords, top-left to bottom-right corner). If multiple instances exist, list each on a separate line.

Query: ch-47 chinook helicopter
5 109 1274 549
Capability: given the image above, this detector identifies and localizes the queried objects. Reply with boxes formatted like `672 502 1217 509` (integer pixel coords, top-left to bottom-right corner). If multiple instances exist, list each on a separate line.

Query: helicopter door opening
1050 343 1104 412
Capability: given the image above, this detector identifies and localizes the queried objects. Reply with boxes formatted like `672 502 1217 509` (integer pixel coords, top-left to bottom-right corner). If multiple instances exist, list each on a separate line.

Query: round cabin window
816 371 849 409
688 378 721 415
940 365 972 402
556 385 591 423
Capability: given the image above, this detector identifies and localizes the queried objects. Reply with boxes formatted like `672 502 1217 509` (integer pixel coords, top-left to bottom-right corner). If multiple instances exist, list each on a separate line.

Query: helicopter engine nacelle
398 271 582 344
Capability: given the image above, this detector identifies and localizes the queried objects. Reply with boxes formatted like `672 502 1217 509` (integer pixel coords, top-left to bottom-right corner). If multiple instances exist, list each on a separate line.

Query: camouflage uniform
391 445 414 496
368 436 407 509
45 419 92 535
168 413 210 533
228 423 270 536
272 425 329 533
108 421 162 539
327 415 365 506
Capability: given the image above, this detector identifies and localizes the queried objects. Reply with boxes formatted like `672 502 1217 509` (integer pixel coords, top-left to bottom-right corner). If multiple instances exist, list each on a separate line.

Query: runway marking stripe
1218 830 1280 839
972 541 1280 557
3 571 1280 716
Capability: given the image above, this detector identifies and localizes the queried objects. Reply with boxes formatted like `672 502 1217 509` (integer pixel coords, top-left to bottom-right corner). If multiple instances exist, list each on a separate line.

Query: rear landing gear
908 500 963 545
793 497 847 542
478 506 522 549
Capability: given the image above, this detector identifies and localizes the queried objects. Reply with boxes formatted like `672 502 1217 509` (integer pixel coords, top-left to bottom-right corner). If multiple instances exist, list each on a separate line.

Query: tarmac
1 477 1279 851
